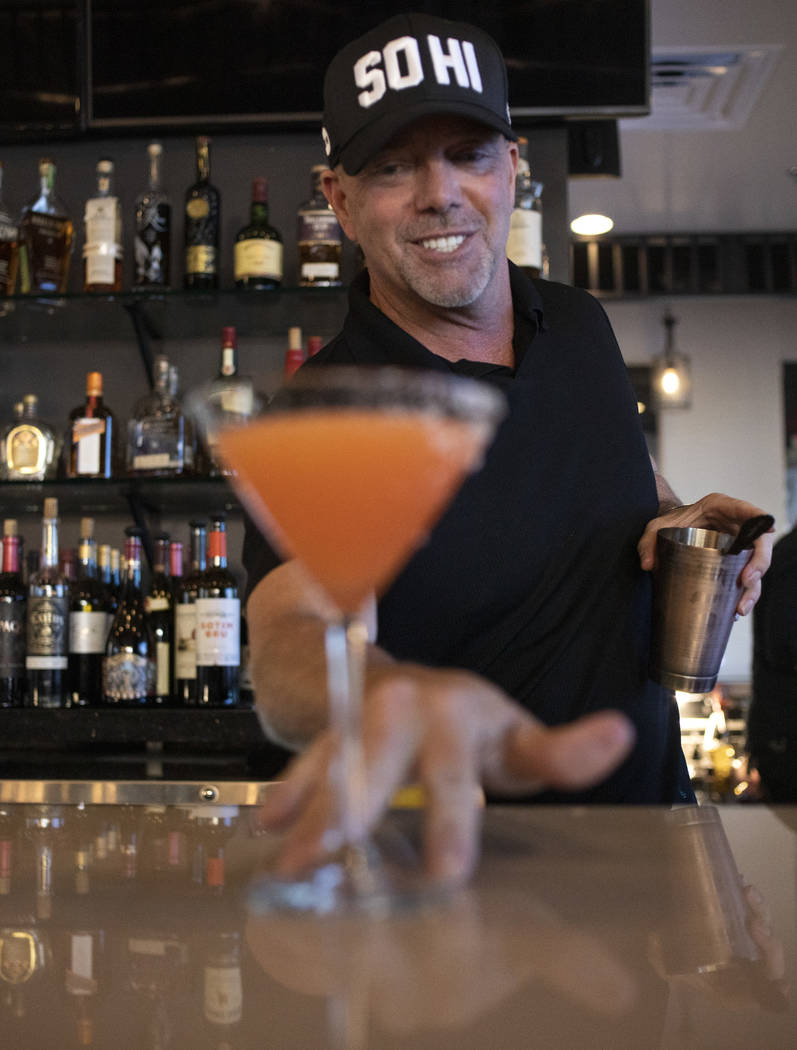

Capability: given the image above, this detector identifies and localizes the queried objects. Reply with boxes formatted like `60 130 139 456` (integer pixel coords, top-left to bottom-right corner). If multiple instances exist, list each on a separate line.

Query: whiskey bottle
506 136 544 278
145 532 173 705
184 136 220 290
297 164 342 287
25 498 69 708
196 514 240 707
174 521 206 706
68 518 110 707
0 519 26 708
0 161 19 297
65 371 118 478
103 527 157 706
83 158 123 293
128 354 190 476
134 142 171 290
0 393 58 481
234 177 282 290
18 158 74 295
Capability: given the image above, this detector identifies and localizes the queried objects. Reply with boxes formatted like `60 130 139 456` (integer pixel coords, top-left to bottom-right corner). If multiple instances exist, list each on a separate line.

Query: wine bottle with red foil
174 523 206 706
68 517 111 706
0 519 26 707
196 515 239 707
103 527 156 705
26 498 69 708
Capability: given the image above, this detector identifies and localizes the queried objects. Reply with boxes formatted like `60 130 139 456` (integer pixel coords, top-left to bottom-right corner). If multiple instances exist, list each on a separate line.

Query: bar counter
1 795 795 1048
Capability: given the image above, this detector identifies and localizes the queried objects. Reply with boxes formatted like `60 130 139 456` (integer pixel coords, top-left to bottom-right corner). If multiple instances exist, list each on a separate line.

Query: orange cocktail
217 409 488 613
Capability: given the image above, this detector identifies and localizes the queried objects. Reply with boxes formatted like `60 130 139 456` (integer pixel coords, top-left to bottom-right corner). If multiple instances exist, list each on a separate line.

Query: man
244 13 772 883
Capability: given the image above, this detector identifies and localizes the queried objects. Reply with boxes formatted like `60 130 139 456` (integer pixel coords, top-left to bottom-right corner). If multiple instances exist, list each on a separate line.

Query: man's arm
650 454 682 515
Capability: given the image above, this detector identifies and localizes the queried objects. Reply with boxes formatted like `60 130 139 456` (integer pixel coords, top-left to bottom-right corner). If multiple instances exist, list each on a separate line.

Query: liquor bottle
128 354 191 475
0 161 19 297
83 158 123 293
187 805 238 894
25 498 69 708
0 805 19 895
64 925 105 1049
134 142 171 290
68 518 110 707
200 930 244 1047
284 326 304 378
174 521 206 706
24 804 65 920
145 532 173 705
184 136 220 290
65 371 118 479
0 393 58 481
204 326 255 474
297 164 342 287
18 158 74 295
103 527 157 706
196 515 240 707
0 519 26 708
234 177 282 290
238 608 254 708
506 136 544 278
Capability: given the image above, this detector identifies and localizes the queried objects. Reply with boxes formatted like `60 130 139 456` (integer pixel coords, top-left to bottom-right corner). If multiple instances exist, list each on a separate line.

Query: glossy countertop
1 797 795 1049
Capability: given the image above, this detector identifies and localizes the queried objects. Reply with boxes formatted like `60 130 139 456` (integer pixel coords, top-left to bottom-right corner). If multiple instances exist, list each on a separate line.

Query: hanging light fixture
652 310 691 409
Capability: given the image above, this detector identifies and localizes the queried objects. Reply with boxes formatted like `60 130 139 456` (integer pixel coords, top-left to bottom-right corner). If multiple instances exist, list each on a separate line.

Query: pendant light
652 310 691 410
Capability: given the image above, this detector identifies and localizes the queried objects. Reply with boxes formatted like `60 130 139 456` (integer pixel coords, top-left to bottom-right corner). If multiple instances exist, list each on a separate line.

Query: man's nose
414 159 463 212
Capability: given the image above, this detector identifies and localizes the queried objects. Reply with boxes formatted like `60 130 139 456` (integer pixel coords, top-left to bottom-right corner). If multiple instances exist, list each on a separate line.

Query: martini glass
188 366 506 913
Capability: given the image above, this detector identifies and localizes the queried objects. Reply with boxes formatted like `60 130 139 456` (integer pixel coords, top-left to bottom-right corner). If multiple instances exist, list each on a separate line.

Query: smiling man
242 12 772 884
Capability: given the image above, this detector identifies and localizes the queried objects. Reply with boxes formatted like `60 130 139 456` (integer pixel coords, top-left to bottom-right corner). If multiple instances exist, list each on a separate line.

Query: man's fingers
501 711 636 792
256 734 336 832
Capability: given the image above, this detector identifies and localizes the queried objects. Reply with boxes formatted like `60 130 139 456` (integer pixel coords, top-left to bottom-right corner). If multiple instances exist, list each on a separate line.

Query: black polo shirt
243 265 693 804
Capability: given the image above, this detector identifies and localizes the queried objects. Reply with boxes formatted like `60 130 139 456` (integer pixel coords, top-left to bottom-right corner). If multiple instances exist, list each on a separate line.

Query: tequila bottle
184 136 220 290
18 158 74 295
134 142 171 290
127 355 190 475
83 158 123 293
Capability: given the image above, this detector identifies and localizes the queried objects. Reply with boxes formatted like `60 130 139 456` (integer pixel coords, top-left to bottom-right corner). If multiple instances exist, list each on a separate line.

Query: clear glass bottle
18 158 74 295
0 161 20 297
128 355 190 475
184 136 220 290
204 325 255 475
83 158 123 293
25 498 69 708
174 521 206 706
196 514 240 707
145 532 173 705
0 519 26 708
65 370 118 478
297 164 342 287
103 527 156 706
506 136 544 279
68 517 110 707
234 176 283 290
134 142 171 290
1 394 58 481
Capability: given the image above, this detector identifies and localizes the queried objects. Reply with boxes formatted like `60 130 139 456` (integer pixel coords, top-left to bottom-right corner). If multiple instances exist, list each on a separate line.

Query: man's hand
255 666 635 886
637 492 774 616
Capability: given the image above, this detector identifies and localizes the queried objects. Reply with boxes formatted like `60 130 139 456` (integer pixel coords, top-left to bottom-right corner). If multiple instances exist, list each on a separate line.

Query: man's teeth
420 235 465 253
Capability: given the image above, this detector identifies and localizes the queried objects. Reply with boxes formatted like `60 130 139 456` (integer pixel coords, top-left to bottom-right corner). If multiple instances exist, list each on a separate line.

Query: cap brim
335 99 517 175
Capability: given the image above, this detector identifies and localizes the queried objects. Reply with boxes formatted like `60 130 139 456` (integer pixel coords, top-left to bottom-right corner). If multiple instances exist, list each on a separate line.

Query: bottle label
0 602 26 674
19 212 72 293
145 595 170 612
297 210 342 245
72 417 105 475
103 652 156 702
234 239 283 281
85 197 120 247
301 262 340 280
195 598 240 667
69 610 109 654
204 964 243 1025
134 202 170 286
506 209 543 270
185 245 216 275
156 640 170 695
175 604 197 679
26 594 69 662
84 244 117 287
131 417 185 472
5 423 49 478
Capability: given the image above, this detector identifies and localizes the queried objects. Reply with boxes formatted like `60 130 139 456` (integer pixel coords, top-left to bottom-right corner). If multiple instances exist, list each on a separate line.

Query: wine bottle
103 527 156 706
145 532 173 705
65 370 118 479
68 518 110 706
0 519 26 707
25 498 69 708
196 514 240 707
174 522 206 706
284 325 304 378
234 176 282 290
134 141 171 290
184 136 220 290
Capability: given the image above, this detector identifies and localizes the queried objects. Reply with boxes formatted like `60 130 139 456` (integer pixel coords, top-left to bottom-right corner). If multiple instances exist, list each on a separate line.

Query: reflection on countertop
0 801 793 1049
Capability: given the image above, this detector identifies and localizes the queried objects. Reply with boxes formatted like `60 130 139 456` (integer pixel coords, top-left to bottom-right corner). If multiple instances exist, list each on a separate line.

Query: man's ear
321 168 358 243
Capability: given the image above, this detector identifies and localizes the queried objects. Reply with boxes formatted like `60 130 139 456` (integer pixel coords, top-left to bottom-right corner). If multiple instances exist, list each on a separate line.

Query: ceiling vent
622 45 783 131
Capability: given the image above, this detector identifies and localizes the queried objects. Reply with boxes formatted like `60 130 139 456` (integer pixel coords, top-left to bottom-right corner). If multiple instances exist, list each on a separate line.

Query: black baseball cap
322 12 517 175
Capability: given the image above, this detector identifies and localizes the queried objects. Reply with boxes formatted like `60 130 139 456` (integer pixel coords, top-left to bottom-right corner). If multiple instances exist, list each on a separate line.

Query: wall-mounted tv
88 0 650 131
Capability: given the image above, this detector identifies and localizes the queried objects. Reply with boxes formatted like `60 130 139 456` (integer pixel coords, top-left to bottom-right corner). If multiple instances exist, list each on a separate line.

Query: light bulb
661 367 681 395
570 213 614 236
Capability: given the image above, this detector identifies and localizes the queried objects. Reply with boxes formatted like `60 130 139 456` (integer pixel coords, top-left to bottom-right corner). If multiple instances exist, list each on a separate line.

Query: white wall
604 295 797 683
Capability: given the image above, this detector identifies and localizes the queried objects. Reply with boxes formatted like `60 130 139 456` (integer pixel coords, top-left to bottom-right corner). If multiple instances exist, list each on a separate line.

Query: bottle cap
221 325 237 348
288 326 302 350
97 158 114 174
80 518 95 539
147 141 163 157
3 519 18 537
86 371 103 396
307 336 323 356
252 177 267 203
43 497 58 520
